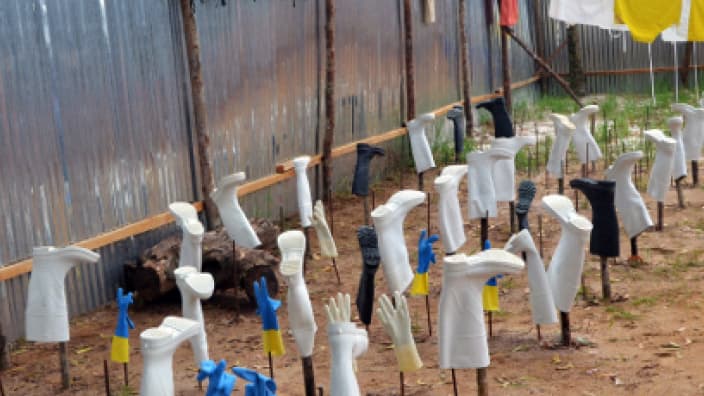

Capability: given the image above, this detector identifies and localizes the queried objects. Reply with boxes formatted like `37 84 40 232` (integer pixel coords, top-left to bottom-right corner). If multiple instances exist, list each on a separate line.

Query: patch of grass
632 296 658 307
606 305 638 321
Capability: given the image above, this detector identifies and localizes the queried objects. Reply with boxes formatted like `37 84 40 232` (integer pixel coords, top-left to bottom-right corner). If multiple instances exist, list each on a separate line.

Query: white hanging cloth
548 0 627 30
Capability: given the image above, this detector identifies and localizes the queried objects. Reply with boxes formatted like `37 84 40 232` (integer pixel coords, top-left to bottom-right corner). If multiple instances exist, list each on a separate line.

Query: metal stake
123 362 128 386
657 201 664 231
600 256 611 301
477 367 489 396
425 294 432 337
508 201 515 233
400 372 405 396
302 356 316 396
560 311 571 347
103 360 110 396
269 352 274 380
451 369 459 396
60 342 70 390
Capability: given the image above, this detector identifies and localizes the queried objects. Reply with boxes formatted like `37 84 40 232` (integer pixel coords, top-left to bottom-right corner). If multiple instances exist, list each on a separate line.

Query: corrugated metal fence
0 0 539 343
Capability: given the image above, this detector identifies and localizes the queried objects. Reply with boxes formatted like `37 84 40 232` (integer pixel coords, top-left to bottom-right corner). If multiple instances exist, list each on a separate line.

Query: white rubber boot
140 316 200 396
542 195 593 313
570 105 603 164
668 116 688 181
504 229 558 325
174 267 214 364
466 147 513 219
547 114 577 178
434 165 468 254
311 200 338 258
671 103 704 161
26 246 100 342
293 156 314 228
438 249 524 369
645 129 677 202
407 114 436 174
278 230 317 358
371 190 426 294
169 203 204 269
491 136 537 202
211 172 261 248
605 152 654 238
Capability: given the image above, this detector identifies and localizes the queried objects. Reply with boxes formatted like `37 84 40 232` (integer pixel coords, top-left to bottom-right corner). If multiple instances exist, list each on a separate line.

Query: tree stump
125 220 280 303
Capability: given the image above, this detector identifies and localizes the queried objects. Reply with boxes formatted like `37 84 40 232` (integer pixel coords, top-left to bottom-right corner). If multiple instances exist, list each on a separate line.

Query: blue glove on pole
410 229 439 296
232 367 277 396
253 277 285 356
198 359 236 396
111 288 135 363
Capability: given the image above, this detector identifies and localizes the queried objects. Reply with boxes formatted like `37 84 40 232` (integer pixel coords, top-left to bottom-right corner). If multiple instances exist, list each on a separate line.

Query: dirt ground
4 150 704 396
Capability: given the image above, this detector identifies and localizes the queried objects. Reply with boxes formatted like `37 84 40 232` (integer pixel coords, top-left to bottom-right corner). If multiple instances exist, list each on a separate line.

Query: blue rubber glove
198 359 236 396
254 277 282 331
232 367 277 396
416 229 440 274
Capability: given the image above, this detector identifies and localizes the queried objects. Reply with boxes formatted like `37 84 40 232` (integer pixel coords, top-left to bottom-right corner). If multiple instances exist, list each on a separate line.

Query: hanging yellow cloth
689 0 704 41
615 0 682 43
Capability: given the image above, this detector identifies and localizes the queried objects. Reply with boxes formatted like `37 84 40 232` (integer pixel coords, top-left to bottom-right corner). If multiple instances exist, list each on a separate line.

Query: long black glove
355 225 380 326
476 97 514 138
352 143 385 197
515 180 537 231
569 178 620 257
446 105 465 160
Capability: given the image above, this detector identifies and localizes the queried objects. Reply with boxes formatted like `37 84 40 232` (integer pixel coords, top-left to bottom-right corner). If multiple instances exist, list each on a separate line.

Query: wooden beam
0 76 541 282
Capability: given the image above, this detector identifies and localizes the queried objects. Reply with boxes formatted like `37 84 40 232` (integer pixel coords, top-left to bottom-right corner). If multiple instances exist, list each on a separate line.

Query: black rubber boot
476 97 514 138
352 143 385 197
569 178 620 257
446 105 465 160
356 225 380 326
515 180 537 231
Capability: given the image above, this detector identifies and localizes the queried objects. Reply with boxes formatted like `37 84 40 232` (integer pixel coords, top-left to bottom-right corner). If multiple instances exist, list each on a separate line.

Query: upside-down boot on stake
668 116 688 182
356 226 381 327
541 195 593 313
547 114 577 178
211 172 262 248
438 249 524 369
293 156 314 228
645 129 677 202
352 144 385 197
504 230 558 325
446 105 466 160
515 180 537 231
326 293 368 396
140 316 200 396
605 152 653 239
434 165 468 254
491 136 537 203
26 246 100 342
371 190 426 294
569 179 620 258
466 148 513 219
407 116 436 174
671 103 704 163
174 266 214 364
311 200 338 258
169 202 205 270
278 231 317 358
570 105 603 164
476 97 514 138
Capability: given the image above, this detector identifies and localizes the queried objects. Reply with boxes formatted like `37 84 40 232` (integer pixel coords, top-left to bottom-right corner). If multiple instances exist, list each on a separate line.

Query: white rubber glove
376 292 422 372
326 293 368 396
210 172 262 248
547 114 576 178
311 200 338 258
293 156 314 227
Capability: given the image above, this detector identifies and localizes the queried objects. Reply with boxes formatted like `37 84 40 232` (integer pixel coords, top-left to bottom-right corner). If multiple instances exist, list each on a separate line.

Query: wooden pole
657 201 664 231
451 368 459 396
302 356 316 396
501 25 513 114
363 196 370 225
682 42 693 85
504 28 584 107
509 201 515 233
532 0 547 94
123 362 128 386
103 360 110 396
458 0 474 135
692 161 699 186
59 342 70 390
538 214 544 258
269 352 274 380
630 237 638 258
600 256 611 301
425 294 432 337
676 178 686 208
567 25 586 96
560 311 571 346
178 0 219 228
323 0 336 205
400 371 405 396
477 367 489 396
403 0 416 121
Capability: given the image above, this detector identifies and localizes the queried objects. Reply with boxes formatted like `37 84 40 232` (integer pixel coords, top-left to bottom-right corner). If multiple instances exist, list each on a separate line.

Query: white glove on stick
311 200 338 258
377 292 422 372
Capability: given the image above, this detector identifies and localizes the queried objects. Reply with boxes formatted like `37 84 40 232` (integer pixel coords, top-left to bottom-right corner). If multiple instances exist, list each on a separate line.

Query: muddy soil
4 152 704 395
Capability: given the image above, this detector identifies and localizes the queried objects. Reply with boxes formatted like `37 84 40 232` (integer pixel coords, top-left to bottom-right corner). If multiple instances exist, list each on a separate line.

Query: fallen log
125 220 280 303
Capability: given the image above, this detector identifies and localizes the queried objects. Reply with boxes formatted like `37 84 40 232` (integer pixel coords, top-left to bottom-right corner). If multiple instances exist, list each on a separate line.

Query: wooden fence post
458 0 474 135
403 0 416 121
323 0 336 205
